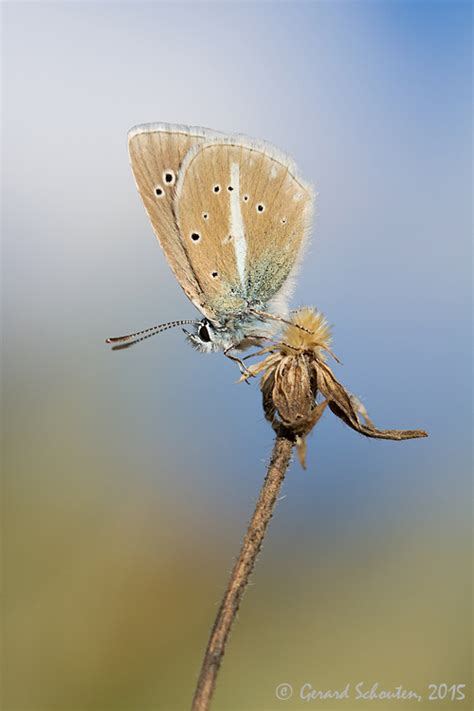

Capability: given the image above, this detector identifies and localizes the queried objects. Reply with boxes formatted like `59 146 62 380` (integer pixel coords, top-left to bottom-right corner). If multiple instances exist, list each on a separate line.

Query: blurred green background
2 2 471 710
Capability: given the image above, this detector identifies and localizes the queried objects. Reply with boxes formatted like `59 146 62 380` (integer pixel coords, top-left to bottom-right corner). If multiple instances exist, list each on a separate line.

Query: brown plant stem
191 432 294 711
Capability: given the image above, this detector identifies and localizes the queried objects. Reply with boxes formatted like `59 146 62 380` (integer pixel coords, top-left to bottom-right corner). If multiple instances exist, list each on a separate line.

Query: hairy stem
191 433 294 711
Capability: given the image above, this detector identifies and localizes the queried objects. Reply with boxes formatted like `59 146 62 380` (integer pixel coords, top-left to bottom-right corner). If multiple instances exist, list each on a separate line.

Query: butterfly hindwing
174 138 313 318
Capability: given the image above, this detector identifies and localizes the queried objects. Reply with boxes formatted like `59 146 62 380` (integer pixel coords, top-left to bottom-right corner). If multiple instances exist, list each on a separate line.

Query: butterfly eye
198 325 211 342
163 170 175 185
190 232 201 242
257 203 265 213
213 184 221 193
155 186 164 197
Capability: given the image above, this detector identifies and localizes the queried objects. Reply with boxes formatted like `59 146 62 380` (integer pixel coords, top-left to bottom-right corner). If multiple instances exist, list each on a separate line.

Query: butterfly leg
242 348 274 361
224 346 256 379
241 336 298 360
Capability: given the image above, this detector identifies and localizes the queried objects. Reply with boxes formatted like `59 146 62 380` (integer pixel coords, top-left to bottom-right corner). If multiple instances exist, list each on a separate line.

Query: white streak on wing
230 162 247 289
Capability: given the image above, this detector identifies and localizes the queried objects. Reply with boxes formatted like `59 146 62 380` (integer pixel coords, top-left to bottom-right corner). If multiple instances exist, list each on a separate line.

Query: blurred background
2 2 471 710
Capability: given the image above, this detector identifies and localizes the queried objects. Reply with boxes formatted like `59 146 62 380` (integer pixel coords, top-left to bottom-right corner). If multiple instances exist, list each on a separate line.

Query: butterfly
107 123 314 372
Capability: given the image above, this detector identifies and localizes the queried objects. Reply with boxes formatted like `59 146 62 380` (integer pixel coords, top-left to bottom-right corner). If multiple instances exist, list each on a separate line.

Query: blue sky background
2 2 472 709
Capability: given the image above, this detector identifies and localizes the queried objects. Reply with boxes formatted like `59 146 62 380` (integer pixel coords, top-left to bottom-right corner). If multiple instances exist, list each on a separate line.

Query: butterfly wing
128 123 222 318
174 136 313 319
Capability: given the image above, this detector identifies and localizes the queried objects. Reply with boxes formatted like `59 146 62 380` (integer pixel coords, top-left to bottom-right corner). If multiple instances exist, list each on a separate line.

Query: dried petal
296 435 307 469
315 360 361 428
328 400 427 440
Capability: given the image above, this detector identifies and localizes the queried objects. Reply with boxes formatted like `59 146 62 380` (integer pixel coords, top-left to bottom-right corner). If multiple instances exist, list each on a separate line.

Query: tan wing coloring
174 137 313 318
128 123 222 318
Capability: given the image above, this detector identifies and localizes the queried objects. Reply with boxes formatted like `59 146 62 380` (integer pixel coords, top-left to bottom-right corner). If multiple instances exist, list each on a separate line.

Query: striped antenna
106 320 198 351
249 308 341 363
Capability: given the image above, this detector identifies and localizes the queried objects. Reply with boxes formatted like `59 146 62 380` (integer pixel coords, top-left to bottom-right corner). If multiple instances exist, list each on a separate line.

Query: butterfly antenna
249 308 341 363
106 320 198 351
249 308 314 335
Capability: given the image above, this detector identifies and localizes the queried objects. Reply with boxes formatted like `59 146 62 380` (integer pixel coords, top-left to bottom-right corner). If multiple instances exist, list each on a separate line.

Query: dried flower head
279 307 332 357
243 307 427 468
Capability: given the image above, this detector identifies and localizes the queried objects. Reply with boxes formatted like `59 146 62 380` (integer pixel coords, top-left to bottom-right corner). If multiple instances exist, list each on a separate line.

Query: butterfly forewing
175 139 313 318
128 123 221 318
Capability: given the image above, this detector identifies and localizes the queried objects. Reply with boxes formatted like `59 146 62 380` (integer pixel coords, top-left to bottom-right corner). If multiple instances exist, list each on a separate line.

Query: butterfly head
184 318 228 353
184 310 282 354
